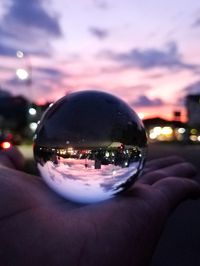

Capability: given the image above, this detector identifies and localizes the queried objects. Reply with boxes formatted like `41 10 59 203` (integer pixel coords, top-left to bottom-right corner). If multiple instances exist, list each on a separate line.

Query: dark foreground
25 143 200 266
148 143 200 266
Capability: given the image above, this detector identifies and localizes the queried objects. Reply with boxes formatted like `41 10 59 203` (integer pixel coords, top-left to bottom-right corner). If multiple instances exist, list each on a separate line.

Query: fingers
143 156 185 174
153 177 200 211
138 162 197 185
0 147 25 170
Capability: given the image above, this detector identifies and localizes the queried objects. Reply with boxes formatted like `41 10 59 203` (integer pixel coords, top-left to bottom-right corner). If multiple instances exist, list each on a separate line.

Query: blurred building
0 89 50 139
186 94 200 128
173 110 182 122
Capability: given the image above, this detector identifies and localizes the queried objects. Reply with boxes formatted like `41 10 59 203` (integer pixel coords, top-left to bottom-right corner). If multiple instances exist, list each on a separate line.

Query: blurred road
19 142 200 266
148 143 200 175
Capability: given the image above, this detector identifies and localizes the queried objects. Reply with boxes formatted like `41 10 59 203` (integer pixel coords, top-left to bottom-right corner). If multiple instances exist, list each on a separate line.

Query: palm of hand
0 152 199 266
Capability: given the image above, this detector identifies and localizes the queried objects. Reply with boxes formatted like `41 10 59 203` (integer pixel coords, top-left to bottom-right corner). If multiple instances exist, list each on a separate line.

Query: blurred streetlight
16 50 35 137
16 68 29 81
16 50 32 84
28 107 37 115
16 50 24 59
29 122 38 131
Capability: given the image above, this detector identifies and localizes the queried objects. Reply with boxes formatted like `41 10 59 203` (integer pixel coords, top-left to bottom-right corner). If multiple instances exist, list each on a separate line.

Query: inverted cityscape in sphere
33 91 147 204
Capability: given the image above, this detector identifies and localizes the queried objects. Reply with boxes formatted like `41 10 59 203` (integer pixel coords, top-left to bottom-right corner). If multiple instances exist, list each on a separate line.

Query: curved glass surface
34 91 147 203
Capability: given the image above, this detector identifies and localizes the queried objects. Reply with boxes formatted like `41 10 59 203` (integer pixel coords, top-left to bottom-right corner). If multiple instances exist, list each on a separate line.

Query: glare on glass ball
33 91 147 204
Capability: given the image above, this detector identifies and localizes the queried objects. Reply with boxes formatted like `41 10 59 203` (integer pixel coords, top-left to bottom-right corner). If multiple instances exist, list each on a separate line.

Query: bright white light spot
190 135 197 142
105 151 109 157
153 127 162 135
197 136 200 142
112 170 117 175
67 147 74 154
16 50 24 58
29 122 37 131
149 132 157 139
16 68 29 80
49 103 54 108
28 107 37 115
138 112 144 119
178 128 185 134
162 127 173 135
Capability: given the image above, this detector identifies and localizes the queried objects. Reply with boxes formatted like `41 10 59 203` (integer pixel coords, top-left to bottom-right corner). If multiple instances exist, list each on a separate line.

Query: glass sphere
33 91 147 204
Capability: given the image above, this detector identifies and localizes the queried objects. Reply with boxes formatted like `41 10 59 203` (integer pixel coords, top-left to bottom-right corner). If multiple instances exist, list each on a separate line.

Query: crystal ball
33 91 147 204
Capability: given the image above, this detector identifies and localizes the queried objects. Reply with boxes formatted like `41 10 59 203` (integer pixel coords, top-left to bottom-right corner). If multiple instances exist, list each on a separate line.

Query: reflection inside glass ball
33 91 147 204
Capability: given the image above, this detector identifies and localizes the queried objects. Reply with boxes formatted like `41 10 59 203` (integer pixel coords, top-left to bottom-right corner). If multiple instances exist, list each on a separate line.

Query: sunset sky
0 0 200 120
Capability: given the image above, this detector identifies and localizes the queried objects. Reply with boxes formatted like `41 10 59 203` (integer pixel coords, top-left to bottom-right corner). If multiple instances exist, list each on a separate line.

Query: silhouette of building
186 95 200 128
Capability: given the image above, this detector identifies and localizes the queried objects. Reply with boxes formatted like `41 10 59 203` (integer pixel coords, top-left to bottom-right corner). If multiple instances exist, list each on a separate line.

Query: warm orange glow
135 106 187 122
149 126 174 141
1 141 11 149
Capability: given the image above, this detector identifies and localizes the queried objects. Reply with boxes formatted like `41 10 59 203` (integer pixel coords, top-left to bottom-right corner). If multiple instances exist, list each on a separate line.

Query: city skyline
0 0 200 120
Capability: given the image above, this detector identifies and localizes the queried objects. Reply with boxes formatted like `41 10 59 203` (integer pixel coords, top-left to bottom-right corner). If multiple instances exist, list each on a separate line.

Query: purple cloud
35 67 64 77
89 27 109 39
0 43 17 57
102 42 199 71
0 0 62 56
131 95 164 107
4 0 61 37
192 17 200 28
93 0 109 10
183 80 200 94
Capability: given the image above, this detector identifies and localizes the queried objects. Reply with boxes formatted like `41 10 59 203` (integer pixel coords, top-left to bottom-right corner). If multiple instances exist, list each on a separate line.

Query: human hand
0 148 199 266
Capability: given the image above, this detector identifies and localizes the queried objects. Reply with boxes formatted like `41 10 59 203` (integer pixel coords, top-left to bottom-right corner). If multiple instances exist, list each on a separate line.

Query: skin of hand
0 147 199 266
